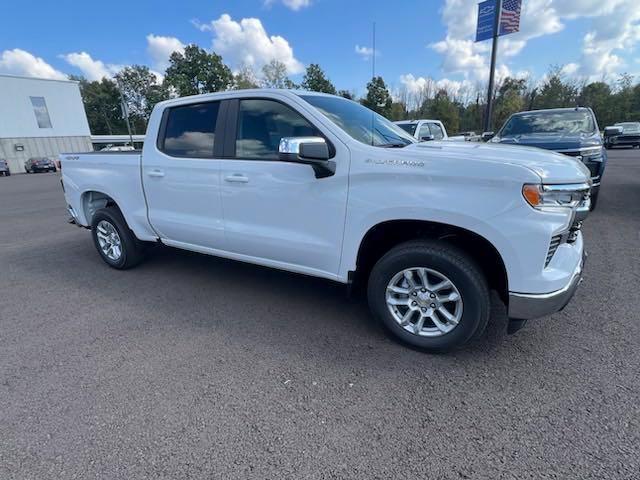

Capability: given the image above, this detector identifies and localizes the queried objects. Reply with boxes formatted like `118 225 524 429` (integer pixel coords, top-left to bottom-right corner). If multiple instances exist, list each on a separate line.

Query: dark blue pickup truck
490 107 606 209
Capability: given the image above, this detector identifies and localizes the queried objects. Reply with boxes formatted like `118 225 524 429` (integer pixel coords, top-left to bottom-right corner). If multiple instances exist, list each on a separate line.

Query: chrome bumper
508 252 586 320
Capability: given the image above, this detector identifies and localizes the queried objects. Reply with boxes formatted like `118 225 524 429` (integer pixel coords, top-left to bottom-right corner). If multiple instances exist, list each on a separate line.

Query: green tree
579 81 613 127
361 76 392 118
74 76 127 135
300 64 336 94
494 77 526 128
165 44 233 97
233 64 259 90
337 89 355 100
115 65 168 134
261 60 297 89
424 89 460 133
533 66 577 109
390 102 407 121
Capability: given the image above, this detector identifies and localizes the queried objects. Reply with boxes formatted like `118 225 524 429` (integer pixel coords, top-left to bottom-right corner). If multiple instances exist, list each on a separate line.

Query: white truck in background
61 90 590 352
395 119 448 141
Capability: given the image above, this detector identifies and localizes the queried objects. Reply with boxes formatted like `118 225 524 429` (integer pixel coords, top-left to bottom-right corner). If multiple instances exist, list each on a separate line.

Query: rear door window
161 102 220 158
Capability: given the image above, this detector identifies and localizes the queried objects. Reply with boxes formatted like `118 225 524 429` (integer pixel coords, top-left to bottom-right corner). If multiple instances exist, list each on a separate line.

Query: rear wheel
367 240 490 352
91 207 146 269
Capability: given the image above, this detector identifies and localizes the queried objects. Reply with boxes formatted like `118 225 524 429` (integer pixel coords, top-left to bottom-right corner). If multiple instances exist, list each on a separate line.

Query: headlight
579 146 604 162
522 183 590 210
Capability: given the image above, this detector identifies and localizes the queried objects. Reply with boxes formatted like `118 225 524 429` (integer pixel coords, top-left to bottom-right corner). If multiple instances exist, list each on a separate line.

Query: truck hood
491 132 601 151
401 140 590 184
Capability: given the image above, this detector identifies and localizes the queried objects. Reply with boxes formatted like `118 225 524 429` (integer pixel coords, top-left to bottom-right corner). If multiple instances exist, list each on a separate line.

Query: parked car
394 119 448 141
449 131 481 142
0 159 10 176
61 90 590 352
489 107 605 210
604 122 640 149
25 157 57 173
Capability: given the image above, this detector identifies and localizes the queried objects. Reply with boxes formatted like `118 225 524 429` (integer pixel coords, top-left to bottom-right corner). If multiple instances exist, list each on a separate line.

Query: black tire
91 207 146 269
367 240 490 353
590 189 599 211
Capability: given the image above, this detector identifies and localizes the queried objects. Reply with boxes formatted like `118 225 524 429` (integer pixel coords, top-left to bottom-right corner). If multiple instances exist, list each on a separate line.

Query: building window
30 96 52 129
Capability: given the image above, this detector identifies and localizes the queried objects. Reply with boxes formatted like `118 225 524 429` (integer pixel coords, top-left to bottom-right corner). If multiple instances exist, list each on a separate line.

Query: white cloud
264 0 312 10
355 45 378 60
146 34 185 72
0 49 67 80
196 13 303 74
434 0 640 83
62 52 121 81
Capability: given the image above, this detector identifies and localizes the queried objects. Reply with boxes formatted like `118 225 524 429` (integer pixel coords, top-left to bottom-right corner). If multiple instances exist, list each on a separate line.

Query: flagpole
483 0 502 133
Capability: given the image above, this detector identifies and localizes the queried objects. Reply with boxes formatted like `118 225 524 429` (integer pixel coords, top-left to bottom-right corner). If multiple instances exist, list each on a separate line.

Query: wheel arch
353 219 509 303
80 190 124 226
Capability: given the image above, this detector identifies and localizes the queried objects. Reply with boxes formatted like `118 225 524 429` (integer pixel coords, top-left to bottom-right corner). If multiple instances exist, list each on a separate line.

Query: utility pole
483 0 502 133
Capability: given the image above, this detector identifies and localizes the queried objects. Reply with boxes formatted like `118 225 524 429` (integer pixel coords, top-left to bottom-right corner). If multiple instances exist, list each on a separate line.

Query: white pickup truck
61 90 590 352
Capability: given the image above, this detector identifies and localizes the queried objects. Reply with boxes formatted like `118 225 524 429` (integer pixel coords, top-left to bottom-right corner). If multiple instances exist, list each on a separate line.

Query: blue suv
490 107 606 210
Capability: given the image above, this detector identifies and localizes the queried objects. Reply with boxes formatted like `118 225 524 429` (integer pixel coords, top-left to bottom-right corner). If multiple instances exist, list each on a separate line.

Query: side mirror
279 137 336 178
420 134 435 142
603 126 622 137
481 131 495 141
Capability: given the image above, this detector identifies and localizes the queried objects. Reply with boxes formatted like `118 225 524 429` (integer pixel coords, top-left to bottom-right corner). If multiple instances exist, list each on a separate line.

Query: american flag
500 0 522 34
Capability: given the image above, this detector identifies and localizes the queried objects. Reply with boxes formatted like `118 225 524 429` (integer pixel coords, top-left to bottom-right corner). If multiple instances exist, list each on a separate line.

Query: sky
1 0 640 98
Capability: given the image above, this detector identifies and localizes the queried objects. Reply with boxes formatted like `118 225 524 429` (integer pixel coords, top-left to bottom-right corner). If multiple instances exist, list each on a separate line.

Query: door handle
224 174 249 183
147 169 165 178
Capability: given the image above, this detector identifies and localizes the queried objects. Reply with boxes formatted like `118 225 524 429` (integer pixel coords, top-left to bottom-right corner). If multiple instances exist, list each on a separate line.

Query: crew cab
395 119 448 141
61 90 590 352
489 107 606 209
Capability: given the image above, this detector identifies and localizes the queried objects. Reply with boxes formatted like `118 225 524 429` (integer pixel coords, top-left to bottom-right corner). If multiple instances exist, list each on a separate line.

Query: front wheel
91 207 146 269
367 240 490 352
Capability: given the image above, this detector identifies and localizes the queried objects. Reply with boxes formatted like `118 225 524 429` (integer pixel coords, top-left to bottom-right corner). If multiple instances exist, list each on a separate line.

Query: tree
579 81 612 127
300 64 336 94
261 60 297 89
425 89 460 134
337 89 355 100
233 64 259 90
494 77 526 128
532 66 577 109
74 76 127 135
115 65 168 134
361 76 392 118
165 44 233 97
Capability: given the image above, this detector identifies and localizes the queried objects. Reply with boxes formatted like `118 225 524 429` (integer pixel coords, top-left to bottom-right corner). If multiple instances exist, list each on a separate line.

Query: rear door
217 97 349 278
142 100 226 250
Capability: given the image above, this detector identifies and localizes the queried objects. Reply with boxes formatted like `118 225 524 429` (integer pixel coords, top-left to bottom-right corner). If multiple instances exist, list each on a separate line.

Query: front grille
546 234 563 267
616 135 640 142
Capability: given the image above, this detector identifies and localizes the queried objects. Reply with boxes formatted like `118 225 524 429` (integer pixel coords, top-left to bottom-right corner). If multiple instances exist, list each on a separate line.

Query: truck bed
60 151 157 241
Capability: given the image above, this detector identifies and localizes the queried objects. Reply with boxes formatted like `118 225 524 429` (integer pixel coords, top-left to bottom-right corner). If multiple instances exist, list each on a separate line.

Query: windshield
396 123 417 135
615 122 640 134
299 95 416 147
500 110 596 136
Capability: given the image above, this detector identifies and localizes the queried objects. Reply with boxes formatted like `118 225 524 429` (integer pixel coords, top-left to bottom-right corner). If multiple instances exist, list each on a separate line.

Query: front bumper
508 251 586 320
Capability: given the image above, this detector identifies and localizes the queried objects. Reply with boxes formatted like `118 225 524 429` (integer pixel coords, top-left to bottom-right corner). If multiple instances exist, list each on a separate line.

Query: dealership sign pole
477 0 522 132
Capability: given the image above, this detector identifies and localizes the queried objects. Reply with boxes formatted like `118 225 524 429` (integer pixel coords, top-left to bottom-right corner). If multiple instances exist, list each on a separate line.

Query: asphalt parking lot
1 148 639 479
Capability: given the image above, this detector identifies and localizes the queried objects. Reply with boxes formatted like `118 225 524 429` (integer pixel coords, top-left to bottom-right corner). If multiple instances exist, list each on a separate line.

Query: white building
0 74 92 173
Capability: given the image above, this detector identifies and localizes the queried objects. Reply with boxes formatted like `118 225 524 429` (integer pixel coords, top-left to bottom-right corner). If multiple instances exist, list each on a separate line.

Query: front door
218 97 349 278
